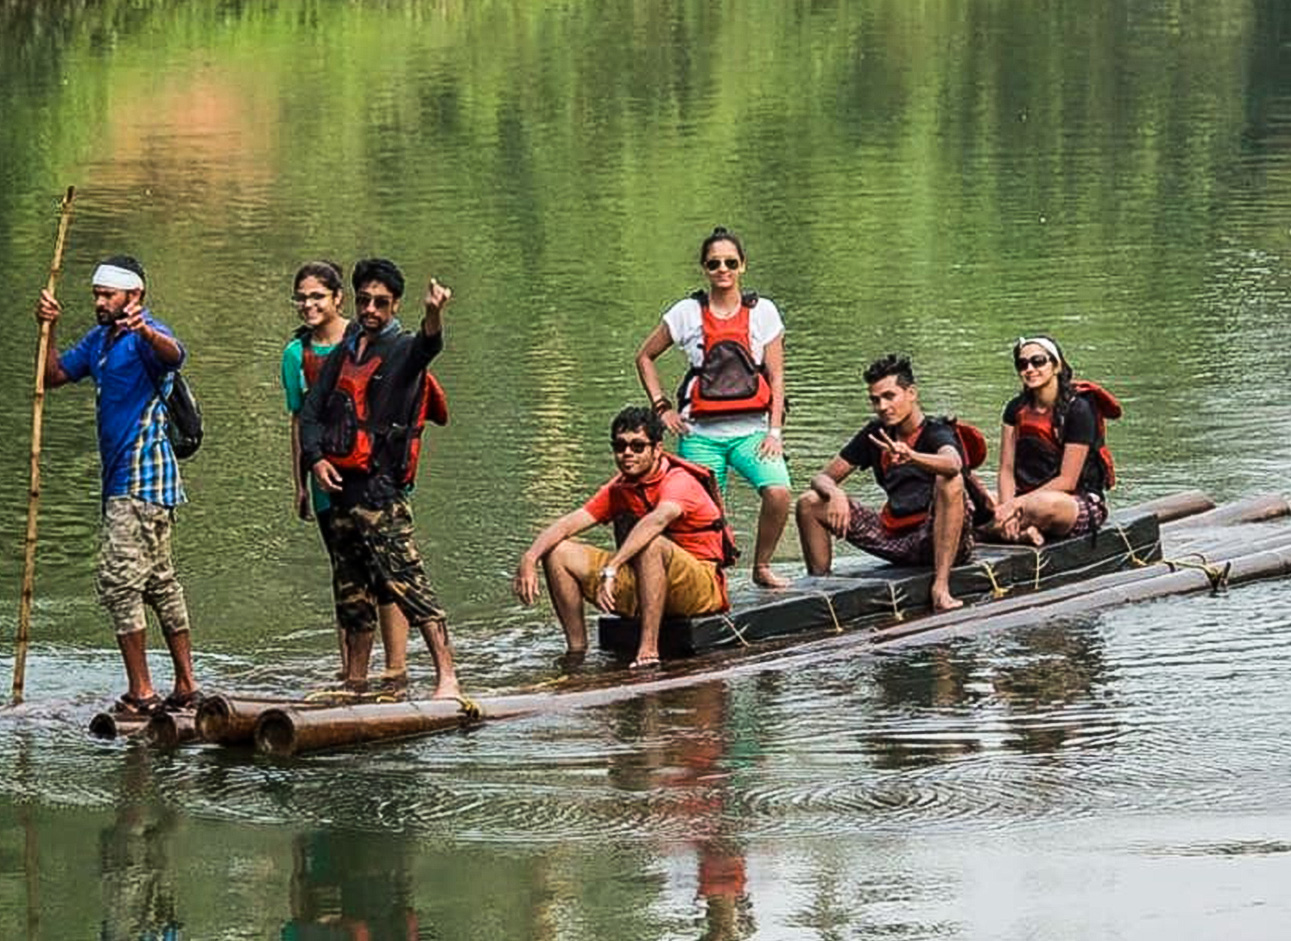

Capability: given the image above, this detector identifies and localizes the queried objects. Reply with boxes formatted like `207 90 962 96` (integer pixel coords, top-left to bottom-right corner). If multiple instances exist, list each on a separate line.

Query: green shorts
678 430 791 493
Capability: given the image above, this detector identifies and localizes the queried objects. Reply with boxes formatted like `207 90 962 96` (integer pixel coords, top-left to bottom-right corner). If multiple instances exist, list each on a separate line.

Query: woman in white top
635 227 792 589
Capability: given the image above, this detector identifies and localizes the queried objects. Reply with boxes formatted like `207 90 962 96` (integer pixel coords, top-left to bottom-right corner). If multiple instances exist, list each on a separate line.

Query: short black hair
100 254 146 284
864 353 915 388
351 258 405 299
610 406 665 444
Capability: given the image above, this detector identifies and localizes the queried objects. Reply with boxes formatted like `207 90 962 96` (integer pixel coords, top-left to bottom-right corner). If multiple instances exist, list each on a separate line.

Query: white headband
1016 336 1061 364
91 264 144 292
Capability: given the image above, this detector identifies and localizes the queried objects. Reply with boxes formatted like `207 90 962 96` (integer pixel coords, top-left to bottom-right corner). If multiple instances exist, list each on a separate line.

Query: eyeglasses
704 257 741 272
355 292 393 311
611 438 652 454
292 291 330 305
1015 354 1053 372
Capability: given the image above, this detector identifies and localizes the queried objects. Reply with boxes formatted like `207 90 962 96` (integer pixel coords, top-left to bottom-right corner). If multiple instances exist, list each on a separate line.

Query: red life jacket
322 349 449 486
679 291 773 419
610 454 740 569
878 417 989 532
1014 380 1120 492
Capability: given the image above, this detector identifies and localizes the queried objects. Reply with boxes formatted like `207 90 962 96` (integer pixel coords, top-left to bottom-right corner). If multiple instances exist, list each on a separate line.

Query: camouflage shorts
96 496 190 637
328 497 446 634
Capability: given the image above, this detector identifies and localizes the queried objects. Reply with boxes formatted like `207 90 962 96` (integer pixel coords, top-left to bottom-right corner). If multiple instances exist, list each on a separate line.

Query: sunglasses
355 292 394 311
292 291 331 305
1015 354 1053 372
611 438 652 454
704 257 741 272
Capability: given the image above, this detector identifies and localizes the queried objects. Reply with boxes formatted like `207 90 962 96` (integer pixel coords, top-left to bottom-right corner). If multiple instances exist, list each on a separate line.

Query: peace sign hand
868 427 913 465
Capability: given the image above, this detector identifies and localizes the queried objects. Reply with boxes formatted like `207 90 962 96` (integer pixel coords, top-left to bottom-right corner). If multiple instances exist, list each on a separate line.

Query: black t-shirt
839 418 960 518
1003 393 1103 495
300 322 443 508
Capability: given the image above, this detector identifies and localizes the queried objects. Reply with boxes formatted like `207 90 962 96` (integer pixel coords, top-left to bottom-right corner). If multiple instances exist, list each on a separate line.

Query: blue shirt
59 310 187 507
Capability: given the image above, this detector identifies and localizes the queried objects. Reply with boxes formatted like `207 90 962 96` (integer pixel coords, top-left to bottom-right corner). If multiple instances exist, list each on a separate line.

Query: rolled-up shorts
96 496 190 636
1066 492 1109 538
327 497 445 634
844 494 974 567
678 430 791 493
574 542 728 617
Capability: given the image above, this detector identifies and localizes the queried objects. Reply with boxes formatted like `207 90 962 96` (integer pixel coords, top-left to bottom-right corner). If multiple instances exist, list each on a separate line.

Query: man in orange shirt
513 406 734 669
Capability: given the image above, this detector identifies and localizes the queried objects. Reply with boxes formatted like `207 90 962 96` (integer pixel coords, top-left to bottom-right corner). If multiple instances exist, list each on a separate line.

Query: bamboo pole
144 711 200 748
13 186 76 705
1130 489 1214 523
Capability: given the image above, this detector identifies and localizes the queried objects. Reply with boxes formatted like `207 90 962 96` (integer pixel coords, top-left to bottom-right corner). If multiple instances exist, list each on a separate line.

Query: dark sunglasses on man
611 438 651 454
355 292 393 311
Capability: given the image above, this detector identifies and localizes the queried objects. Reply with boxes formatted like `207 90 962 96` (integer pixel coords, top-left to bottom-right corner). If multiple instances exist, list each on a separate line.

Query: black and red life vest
610 453 740 569
677 291 773 419
298 329 329 390
878 417 989 532
320 337 449 487
1014 380 1120 494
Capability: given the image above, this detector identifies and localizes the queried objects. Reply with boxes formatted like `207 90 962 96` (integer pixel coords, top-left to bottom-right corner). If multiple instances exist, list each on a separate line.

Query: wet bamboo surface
85 492 1291 754
247 494 1291 756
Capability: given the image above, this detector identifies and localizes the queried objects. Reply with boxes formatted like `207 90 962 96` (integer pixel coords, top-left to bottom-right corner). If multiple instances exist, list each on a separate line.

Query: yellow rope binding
455 695 482 721
1028 546 1050 590
978 560 1009 599
1113 524 1150 568
720 613 751 647
1164 553 1231 591
887 581 905 622
814 592 844 633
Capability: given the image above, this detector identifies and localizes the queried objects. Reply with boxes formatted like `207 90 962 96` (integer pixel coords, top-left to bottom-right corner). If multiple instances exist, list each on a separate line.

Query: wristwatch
599 566 618 581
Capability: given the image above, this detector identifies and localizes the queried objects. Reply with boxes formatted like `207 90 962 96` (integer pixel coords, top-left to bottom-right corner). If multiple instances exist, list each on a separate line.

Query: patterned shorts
327 497 446 634
96 496 190 637
1067 492 1109 538
845 494 974 567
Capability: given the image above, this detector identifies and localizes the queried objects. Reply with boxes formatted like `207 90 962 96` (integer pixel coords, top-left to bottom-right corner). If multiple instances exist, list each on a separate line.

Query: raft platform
597 507 1162 657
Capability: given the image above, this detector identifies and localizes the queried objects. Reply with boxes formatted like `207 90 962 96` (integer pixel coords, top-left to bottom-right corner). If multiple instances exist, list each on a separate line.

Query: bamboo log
246 517 1291 757
1130 489 1214 523
144 711 199 748
254 695 550 756
13 186 76 705
88 711 150 740
196 694 329 745
1163 493 1290 531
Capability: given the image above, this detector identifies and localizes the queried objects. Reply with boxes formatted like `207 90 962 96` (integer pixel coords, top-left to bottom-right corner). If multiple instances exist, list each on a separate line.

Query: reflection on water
0 0 1290 937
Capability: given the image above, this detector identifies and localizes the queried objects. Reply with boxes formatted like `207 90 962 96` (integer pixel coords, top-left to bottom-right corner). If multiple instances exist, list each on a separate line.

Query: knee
936 473 964 499
761 486 791 511
796 489 825 520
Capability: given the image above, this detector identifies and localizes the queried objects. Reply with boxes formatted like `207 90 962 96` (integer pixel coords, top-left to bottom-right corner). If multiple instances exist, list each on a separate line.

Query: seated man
513 406 733 668
795 354 973 612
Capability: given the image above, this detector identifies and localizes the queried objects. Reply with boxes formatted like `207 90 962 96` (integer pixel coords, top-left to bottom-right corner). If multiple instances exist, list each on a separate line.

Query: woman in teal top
280 260 409 684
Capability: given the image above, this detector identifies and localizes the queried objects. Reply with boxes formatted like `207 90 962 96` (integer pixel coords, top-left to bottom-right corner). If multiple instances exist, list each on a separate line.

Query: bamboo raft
86 491 1291 756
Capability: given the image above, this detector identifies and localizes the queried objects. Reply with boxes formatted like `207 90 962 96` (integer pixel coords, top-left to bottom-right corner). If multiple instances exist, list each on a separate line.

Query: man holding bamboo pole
35 255 200 716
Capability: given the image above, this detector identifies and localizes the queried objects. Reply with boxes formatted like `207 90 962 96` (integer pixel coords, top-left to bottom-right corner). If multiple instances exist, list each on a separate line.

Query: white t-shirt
662 294 785 439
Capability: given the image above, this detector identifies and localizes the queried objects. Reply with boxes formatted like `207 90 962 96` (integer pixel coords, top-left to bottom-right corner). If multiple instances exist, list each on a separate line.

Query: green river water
2 1 1291 938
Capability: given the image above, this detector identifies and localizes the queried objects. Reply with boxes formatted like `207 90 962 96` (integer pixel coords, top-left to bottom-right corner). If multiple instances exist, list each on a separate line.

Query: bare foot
430 678 461 700
752 564 792 590
1021 525 1045 547
629 655 661 670
931 587 964 612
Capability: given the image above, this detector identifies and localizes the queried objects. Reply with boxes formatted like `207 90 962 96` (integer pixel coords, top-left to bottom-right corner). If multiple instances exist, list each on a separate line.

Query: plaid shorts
326 497 446 634
845 494 974 567
1067 492 1109 537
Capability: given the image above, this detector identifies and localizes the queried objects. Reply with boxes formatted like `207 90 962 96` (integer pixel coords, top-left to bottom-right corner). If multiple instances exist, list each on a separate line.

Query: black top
839 418 960 518
300 321 443 508
1002 392 1103 495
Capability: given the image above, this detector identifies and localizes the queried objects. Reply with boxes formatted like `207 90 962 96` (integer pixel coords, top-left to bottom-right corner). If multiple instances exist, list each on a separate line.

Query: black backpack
151 369 203 459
